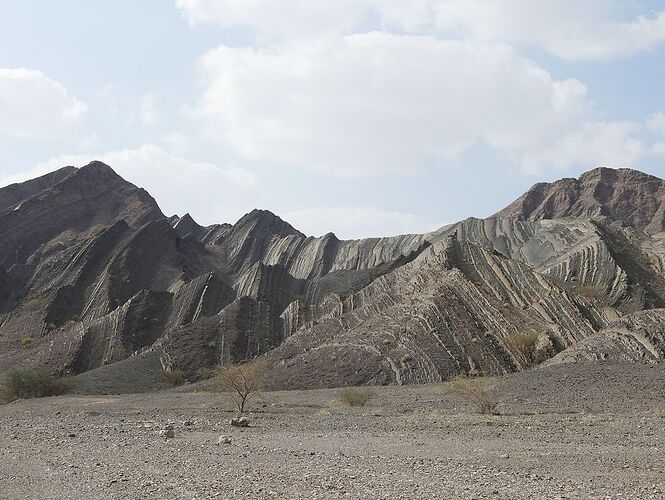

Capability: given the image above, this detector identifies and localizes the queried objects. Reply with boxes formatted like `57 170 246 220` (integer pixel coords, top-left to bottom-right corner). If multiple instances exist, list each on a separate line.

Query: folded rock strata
1 162 664 388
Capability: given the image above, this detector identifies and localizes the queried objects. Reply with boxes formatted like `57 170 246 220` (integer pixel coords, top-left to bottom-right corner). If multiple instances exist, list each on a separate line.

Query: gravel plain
2 362 665 499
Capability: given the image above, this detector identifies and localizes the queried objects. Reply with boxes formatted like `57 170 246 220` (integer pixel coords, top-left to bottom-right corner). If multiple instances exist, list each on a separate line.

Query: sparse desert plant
23 298 40 308
109 344 127 362
19 336 34 347
211 359 270 416
574 284 610 302
46 323 57 332
196 367 217 380
445 374 504 415
1 366 68 401
505 331 540 367
161 369 185 386
337 386 375 407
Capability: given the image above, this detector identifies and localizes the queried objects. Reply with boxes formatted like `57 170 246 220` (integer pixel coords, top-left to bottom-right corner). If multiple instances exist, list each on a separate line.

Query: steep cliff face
0 162 163 270
0 163 219 374
0 161 164 312
1 163 665 388
495 167 665 234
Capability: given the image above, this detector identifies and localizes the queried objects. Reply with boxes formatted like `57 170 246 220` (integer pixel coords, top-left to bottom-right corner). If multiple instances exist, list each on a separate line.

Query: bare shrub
337 387 375 407
445 375 504 415
211 359 270 416
1 366 68 401
505 332 540 367
161 369 185 386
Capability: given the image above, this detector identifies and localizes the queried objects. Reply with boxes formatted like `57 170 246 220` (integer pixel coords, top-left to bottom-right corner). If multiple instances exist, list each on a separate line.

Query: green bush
1 366 68 401
19 337 34 346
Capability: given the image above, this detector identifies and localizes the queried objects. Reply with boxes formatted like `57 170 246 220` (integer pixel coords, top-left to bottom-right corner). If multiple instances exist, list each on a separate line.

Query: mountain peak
171 213 205 239
234 209 304 238
495 166 665 233
77 160 121 178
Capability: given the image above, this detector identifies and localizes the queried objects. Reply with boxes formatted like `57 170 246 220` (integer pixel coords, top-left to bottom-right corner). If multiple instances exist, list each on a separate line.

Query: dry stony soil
2 362 665 499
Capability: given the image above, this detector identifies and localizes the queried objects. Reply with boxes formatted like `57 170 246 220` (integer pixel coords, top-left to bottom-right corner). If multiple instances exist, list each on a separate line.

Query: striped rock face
1 163 665 388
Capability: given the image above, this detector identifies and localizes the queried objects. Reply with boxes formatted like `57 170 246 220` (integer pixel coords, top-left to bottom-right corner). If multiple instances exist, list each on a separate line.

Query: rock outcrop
264 236 606 389
494 167 665 234
1 163 665 388
546 308 665 365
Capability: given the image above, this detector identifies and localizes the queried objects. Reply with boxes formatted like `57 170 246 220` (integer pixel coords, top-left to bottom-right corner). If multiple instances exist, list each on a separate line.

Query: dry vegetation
505 331 540 367
337 387 375 407
160 369 185 386
445 375 504 415
1 366 69 401
570 283 614 305
211 359 270 415
19 336 34 347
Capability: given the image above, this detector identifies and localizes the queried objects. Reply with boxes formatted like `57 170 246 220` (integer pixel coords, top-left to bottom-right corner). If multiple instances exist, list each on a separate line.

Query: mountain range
1 162 664 390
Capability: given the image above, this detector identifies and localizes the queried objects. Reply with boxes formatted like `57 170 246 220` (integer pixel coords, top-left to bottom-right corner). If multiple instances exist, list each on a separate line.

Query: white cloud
189 33 645 175
431 0 665 61
140 92 158 126
161 131 189 155
177 1 665 176
0 68 87 138
647 112 665 134
284 206 441 239
175 0 368 40
517 121 645 173
8 145 259 226
176 0 665 60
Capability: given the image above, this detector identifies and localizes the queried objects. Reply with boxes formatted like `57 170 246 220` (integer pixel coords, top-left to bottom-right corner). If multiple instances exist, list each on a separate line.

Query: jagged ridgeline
1 162 665 390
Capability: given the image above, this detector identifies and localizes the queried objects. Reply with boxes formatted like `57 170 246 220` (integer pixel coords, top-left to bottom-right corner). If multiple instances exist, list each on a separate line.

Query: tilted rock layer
1 163 664 389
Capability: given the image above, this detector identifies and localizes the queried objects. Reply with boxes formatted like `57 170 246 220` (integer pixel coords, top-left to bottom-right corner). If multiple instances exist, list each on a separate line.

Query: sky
1 0 665 239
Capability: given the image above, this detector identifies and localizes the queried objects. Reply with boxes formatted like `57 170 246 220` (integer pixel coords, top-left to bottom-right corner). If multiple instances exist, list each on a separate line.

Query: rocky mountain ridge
1 162 664 390
495 167 665 234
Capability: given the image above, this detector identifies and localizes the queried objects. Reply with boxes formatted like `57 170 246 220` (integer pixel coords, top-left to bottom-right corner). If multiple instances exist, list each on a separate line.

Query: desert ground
2 362 665 499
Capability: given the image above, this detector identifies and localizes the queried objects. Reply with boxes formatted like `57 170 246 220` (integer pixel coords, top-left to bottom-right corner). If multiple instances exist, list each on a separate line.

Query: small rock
230 417 250 427
217 435 232 445
159 429 175 439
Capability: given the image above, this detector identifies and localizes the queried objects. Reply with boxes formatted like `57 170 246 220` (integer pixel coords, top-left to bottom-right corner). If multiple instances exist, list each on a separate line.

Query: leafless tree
212 359 270 416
